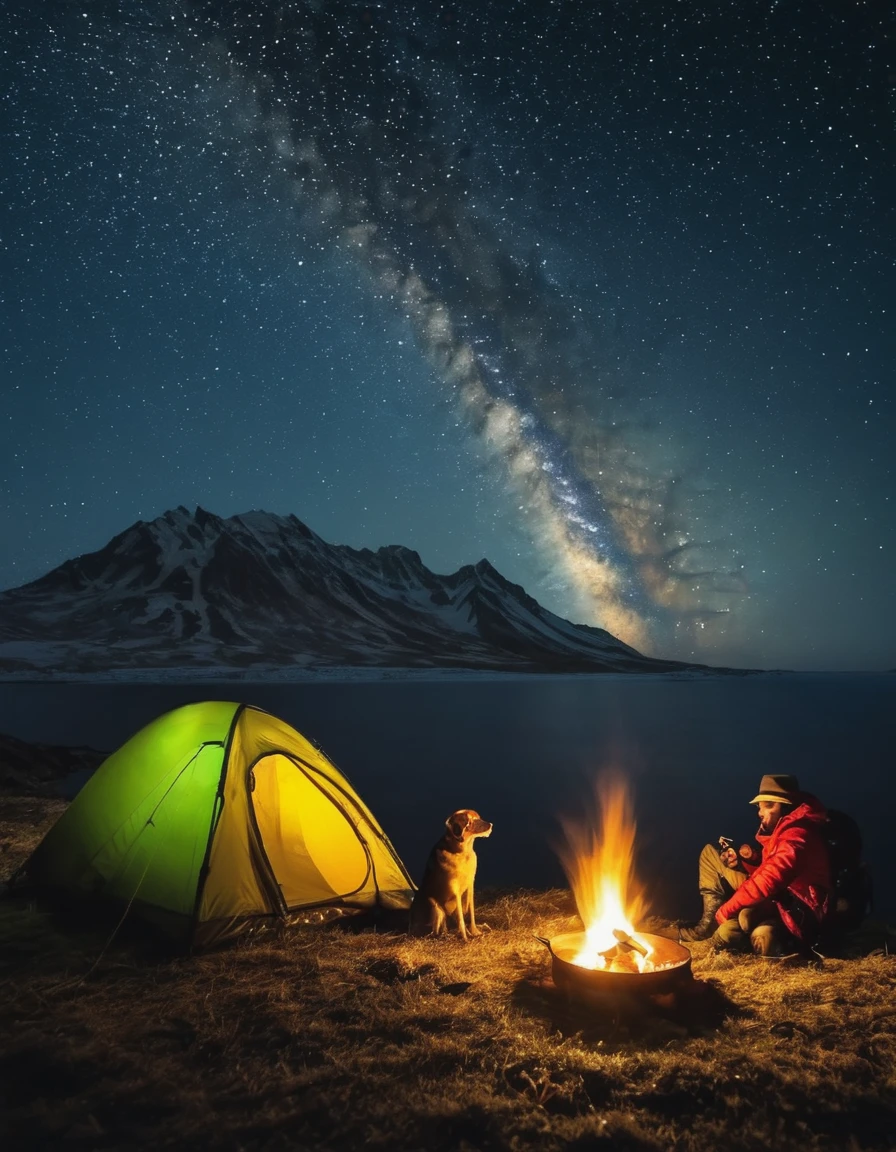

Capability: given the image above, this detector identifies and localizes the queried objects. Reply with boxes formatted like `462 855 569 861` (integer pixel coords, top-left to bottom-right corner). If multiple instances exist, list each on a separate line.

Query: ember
556 773 658 972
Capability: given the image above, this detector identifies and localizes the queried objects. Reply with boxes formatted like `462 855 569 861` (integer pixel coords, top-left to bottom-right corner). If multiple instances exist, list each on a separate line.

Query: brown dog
409 809 493 941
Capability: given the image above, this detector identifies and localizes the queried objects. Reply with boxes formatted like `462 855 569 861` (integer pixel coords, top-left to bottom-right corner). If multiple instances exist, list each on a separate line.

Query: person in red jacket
677 773 833 956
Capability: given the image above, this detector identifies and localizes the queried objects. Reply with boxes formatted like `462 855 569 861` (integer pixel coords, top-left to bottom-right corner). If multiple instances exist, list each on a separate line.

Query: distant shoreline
0 666 891 685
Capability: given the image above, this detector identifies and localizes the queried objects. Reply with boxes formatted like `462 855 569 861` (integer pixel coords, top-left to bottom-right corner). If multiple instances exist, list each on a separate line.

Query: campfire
541 773 691 996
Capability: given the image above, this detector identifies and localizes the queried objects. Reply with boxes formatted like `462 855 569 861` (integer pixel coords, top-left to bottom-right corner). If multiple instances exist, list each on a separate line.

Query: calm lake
1 674 893 922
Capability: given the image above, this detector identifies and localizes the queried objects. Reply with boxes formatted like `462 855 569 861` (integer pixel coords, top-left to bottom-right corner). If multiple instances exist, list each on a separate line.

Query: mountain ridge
0 506 710 676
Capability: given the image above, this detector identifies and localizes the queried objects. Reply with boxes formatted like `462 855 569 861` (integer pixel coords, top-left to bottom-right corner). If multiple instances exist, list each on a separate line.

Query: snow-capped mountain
0 507 703 676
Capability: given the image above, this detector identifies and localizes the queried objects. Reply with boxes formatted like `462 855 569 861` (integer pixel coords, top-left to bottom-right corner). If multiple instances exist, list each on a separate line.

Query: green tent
21 701 414 947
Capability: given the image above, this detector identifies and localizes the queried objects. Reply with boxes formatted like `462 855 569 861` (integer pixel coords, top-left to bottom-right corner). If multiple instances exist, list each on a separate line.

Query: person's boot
749 923 779 956
677 891 724 942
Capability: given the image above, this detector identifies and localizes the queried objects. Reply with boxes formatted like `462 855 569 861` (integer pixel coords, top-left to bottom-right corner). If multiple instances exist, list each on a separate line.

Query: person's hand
719 847 739 868
738 844 758 863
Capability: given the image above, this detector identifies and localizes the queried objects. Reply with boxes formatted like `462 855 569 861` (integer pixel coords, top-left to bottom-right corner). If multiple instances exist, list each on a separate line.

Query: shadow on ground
511 972 746 1047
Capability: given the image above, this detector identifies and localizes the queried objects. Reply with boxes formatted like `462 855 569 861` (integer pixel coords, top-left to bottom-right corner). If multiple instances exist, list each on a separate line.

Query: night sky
3 0 894 671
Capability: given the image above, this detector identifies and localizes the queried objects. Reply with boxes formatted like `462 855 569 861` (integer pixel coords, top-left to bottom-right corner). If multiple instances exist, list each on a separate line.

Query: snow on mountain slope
0 507 705 675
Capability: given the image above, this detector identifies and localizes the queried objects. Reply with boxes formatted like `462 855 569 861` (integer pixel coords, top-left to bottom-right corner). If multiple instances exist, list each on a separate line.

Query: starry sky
3 0 894 671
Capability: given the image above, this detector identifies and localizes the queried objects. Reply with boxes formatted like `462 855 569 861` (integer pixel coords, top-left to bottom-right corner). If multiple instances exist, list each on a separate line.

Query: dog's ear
446 812 468 839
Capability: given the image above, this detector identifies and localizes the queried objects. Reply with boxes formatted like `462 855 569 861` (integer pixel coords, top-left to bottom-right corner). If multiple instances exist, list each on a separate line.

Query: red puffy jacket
716 794 832 943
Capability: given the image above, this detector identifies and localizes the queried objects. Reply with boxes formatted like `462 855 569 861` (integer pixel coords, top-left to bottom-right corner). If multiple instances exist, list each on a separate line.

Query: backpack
823 808 873 933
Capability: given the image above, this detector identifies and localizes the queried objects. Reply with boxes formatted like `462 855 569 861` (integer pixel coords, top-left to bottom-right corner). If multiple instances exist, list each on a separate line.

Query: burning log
611 929 649 957
596 929 652 973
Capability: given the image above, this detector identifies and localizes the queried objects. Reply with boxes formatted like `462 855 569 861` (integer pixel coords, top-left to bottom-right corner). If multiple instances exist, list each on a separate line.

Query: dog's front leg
452 885 469 941
462 886 482 938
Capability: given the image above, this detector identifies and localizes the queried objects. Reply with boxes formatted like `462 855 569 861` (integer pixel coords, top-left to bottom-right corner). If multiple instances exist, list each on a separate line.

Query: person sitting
678 773 833 956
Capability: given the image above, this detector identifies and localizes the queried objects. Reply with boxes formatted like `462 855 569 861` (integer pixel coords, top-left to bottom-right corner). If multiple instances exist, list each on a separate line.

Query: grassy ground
1 797 894 1152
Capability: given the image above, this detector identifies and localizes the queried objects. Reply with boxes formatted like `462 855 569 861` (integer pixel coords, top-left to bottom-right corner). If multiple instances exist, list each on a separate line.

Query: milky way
178 0 752 651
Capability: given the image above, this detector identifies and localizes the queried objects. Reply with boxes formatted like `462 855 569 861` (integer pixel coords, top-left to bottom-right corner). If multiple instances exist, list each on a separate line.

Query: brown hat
750 773 800 804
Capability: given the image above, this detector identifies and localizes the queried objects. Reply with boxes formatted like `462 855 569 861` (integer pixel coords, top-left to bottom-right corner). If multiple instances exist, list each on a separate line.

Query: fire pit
546 772 693 1002
537 930 692 997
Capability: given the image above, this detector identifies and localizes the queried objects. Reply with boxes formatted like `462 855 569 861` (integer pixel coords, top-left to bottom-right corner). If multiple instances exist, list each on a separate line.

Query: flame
557 773 653 971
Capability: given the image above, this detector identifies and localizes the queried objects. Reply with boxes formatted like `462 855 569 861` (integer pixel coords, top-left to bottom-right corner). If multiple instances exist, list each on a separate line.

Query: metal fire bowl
538 931 693 997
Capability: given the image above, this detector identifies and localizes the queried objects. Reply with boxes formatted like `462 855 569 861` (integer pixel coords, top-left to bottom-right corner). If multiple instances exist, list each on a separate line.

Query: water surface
1 674 891 921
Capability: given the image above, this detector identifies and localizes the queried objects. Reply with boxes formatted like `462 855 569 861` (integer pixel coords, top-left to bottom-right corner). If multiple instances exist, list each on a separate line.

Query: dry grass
1 800 894 1151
